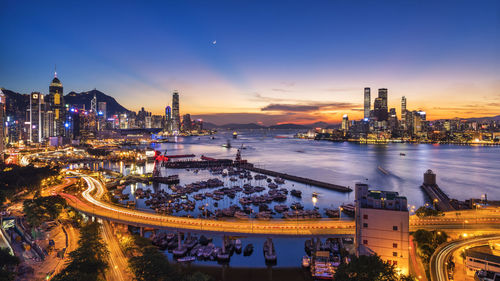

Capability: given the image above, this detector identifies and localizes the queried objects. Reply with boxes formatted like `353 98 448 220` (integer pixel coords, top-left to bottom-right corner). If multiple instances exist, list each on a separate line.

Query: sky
0 0 499 125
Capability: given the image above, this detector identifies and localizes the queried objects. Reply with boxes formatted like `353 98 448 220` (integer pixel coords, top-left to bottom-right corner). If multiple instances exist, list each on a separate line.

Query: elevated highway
57 173 500 237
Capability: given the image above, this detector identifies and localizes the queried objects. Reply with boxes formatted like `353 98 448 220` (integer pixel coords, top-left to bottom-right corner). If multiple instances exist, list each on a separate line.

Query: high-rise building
355 183 409 275
373 97 383 121
0 90 5 161
28 92 44 143
48 71 65 137
182 114 192 131
164 105 172 132
401 96 407 130
378 88 388 121
98 102 107 118
388 108 398 131
364 88 371 120
342 114 349 131
171 91 181 132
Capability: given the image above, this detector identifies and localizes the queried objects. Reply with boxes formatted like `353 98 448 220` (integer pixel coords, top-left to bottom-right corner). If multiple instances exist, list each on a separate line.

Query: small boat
177 256 195 263
263 239 277 264
291 189 302 198
222 139 232 148
173 246 188 256
233 132 238 139
243 244 254 256
302 255 310 267
235 239 242 252
400 153 406 156
340 203 355 216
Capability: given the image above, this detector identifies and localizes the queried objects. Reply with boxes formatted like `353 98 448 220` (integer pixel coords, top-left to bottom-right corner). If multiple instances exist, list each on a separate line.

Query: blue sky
1 0 499 124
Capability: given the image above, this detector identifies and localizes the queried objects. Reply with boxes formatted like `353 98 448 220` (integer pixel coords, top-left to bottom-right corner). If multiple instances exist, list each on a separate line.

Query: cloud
272 88 295 92
261 102 358 112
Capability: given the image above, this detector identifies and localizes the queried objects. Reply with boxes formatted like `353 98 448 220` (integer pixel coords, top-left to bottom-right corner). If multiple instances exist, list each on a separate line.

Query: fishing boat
340 203 355 216
243 244 254 256
177 256 195 263
400 153 406 156
263 238 277 264
235 239 242 252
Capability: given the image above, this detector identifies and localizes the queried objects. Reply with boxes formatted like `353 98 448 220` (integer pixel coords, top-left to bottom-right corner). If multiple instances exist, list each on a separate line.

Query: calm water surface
105 130 500 268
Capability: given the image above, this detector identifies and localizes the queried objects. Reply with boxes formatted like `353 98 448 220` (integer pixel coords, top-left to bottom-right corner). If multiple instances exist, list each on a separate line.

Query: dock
420 169 454 212
242 164 352 193
420 183 454 212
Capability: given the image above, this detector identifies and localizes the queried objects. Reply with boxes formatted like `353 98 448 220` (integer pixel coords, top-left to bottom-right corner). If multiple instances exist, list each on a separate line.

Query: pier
242 164 352 193
420 170 455 212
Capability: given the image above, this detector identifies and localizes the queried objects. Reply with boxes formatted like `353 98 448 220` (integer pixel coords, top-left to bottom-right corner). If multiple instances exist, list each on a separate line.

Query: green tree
23 195 66 227
334 255 398 281
129 246 178 281
182 271 213 281
52 222 109 281
0 247 20 281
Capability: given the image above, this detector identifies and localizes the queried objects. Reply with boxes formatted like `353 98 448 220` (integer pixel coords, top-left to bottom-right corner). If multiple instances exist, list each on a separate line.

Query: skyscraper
171 91 180 132
28 92 43 143
342 114 349 132
164 105 172 132
373 97 383 121
364 88 371 120
48 71 64 137
378 88 388 121
400 96 406 129
0 90 5 161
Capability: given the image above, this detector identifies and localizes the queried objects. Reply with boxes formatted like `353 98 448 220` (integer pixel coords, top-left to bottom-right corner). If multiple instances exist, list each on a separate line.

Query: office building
355 183 409 275
378 88 388 121
48 71 65 137
165 105 172 132
98 102 107 119
28 92 44 143
0 90 5 161
364 88 371 120
342 114 349 132
401 96 407 131
171 91 180 132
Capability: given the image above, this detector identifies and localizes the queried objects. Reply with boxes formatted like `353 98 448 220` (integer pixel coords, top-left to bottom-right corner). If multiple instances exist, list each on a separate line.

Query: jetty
420 169 454 211
242 164 351 193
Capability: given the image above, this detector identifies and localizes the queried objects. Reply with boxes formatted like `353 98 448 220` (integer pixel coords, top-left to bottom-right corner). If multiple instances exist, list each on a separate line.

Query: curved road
430 235 500 281
58 173 500 236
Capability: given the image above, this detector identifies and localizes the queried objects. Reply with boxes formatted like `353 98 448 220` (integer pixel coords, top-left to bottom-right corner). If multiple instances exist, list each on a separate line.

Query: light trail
430 235 500 281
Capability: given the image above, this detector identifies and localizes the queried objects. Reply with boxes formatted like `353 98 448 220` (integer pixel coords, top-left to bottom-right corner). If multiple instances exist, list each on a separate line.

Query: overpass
57 173 500 237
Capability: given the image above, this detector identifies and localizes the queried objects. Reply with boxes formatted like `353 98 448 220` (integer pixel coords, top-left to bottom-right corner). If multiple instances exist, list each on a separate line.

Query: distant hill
219 123 266 129
65 89 131 116
463 115 500 122
268 123 310 130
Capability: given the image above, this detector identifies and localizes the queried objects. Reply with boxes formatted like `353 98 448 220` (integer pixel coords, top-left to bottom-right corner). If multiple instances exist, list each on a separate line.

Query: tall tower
363 88 370 120
401 96 407 130
29 92 43 143
0 90 5 161
49 69 64 137
378 88 388 121
171 91 180 132
164 105 172 132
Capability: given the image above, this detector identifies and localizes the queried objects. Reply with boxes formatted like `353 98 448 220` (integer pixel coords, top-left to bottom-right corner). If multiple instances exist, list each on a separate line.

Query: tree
129 246 178 281
182 271 213 281
23 195 66 227
52 222 109 281
334 255 398 281
0 247 20 281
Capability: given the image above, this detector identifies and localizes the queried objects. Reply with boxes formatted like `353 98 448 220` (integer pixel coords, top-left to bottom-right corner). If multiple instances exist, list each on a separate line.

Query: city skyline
1 0 499 125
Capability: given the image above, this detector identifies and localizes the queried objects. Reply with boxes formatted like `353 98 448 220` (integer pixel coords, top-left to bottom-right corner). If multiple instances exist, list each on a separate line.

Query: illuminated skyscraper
171 91 180 132
378 88 388 121
0 90 5 161
48 70 65 137
342 114 349 131
28 92 43 143
401 96 407 130
364 88 370 120
165 105 172 132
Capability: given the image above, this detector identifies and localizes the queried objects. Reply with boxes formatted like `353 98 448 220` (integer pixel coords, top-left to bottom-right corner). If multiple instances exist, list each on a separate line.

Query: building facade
171 91 180 132
364 87 371 120
355 183 409 275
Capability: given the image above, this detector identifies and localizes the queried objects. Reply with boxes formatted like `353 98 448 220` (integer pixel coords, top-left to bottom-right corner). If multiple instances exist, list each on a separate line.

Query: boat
310 251 335 280
302 255 311 268
340 203 355 216
291 189 302 198
377 165 389 175
400 153 406 156
177 256 195 263
243 244 254 256
202 244 215 259
173 246 188 256
233 132 238 139
263 238 277 264
222 139 232 148
234 239 242 252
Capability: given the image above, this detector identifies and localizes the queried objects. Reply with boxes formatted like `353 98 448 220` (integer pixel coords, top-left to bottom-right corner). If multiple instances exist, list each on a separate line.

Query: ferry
233 131 238 139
